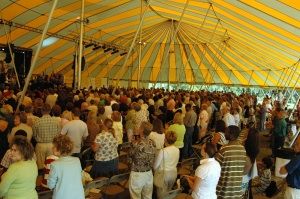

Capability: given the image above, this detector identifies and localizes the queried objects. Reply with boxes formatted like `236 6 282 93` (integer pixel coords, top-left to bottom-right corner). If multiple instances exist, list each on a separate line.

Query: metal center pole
137 0 143 89
77 0 85 89
17 0 58 111
153 0 190 88
1 21 21 88
114 0 152 90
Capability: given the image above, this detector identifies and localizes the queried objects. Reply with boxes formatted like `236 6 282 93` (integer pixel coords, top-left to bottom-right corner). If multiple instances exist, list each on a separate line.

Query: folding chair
38 190 53 199
102 172 130 199
177 158 198 176
163 188 182 199
80 147 95 171
85 177 110 199
119 142 131 156
118 152 129 174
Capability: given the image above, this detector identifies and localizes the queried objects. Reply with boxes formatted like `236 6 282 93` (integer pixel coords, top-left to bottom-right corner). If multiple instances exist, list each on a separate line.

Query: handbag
153 150 165 188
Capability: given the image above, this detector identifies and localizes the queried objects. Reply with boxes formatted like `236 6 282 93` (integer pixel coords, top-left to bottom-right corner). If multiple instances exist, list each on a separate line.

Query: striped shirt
215 142 246 199
254 169 271 193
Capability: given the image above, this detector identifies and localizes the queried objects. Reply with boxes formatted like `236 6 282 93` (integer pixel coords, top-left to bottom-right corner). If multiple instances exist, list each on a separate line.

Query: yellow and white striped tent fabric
1 0 299 88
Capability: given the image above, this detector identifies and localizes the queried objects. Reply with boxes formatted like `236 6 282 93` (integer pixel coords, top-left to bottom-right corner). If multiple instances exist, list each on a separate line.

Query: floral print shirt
94 131 118 161
129 138 156 172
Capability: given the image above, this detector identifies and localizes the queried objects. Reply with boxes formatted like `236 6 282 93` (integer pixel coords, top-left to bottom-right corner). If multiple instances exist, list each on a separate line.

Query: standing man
61 107 88 157
272 109 287 156
183 103 197 158
280 136 300 199
222 104 235 127
128 122 156 199
33 104 61 169
215 125 246 199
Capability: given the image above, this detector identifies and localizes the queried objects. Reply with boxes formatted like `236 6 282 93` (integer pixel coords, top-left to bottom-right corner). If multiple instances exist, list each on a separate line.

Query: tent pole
17 0 58 112
74 43 78 88
1 22 20 88
154 0 190 89
200 67 211 90
276 68 286 88
168 19 174 91
227 70 233 85
286 71 300 107
263 69 271 87
283 65 297 97
77 0 85 89
283 60 300 96
197 44 208 89
281 65 295 91
128 53 133 88
247 70 254 85
207 30 227 85
114 0 152 90
137 0 143 89
283 67 296 94
179 4 211 87
279 67 291 90
289 95 300 120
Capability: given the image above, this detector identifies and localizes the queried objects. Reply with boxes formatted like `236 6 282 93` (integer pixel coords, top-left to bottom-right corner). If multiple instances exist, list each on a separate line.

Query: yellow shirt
0 160 38 199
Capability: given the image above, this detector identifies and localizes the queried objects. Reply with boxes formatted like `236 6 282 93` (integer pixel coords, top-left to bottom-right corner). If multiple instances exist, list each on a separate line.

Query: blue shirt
48 156 84 199
286 155 300 189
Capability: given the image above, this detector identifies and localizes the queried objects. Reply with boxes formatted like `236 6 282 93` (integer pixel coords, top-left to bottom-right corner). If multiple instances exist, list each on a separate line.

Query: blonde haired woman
83 111 100 149
198 103 209 139
111 111 123 145
61 110 73 127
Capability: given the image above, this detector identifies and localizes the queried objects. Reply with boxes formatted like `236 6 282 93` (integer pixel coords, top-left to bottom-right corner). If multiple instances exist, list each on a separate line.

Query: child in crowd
41 155 59 189
253 157 272 194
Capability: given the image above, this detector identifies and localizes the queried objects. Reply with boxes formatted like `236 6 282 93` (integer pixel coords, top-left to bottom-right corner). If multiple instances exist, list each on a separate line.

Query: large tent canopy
1 0 299 88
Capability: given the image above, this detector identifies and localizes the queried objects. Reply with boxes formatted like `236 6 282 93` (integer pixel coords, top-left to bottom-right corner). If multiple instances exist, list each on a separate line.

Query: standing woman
153 131 179 199
0 136 38 199
198 103 209 140
47 135 84 199
149 118 165 153
90 118 119 178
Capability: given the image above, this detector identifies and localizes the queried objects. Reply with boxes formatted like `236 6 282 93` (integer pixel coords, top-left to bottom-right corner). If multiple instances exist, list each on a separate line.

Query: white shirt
61 120 88 153
222 112 236 127
149 131 165 150
153 145 179 171
112 121 123 145
233 113 240 127
198 110 209 128
192 158 221 199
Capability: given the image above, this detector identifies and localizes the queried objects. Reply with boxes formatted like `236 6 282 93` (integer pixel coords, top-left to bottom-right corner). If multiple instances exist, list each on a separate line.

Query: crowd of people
0 83 299 199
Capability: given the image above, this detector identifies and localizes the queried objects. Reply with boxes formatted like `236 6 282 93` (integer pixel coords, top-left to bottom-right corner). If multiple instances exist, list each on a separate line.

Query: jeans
183 126 194 159
90 157 119 178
